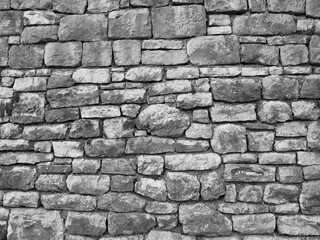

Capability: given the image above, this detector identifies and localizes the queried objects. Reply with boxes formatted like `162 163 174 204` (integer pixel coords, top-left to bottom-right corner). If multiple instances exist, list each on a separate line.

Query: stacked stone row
1 0 320 239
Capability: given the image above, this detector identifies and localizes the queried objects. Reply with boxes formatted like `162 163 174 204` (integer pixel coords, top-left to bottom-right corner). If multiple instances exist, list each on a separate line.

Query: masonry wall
0 0 320 239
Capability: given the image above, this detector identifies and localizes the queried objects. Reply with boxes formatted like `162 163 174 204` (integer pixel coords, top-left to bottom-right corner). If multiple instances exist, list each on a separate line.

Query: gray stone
73 68 110 84
46 108 79 123
166 172 200 201
22 124 68 140
258 101 292 123
35 174 66 192
85 139 125 157
200 168 225 200
142 50 188 65
0 11 23 36
277 166 303 183
240 44 279 65
149 80 191 96
238 184 263 203
218 202 269 215
52 141 83 158
259 152 296 165
142 40 183 50
108 9 151 39
300 180 320 214
21 25 58 44
72 159 100 174
0 139 32 152
104 117 135 138
126 137 176 154
53 0 87 13
23 10 58 25
177 92 213 109
88 0 120 13
137 155 164 175
225 164 276 182
280 45 309 66
264 183 300 204
125 67 163 82
262 76 299 100
310 36 320 65
248 0 266 12
232 214 276 234
47 69 73 89
248 131 275 152
301 75 320 99
81 106 121 119
11 0 52 9
145 202 178 214
101 158 136 175
0 166 37 191
278 215 320 235
101 89 146 104
131 0 169 6
114 40 141 66
70 119 100 138
187 36 240 65
274 138 307 151
13 77 47 92
276 121 307 137
223 153 258 164
9 45 44 69
269 203 300 215
298 151 320 166
175 139 210 153
0 152 53 165
210 103 256 122
179 203 232 236
45 42 82 67
98 192 145 212
111 175 135 192
59 14 108 41
108 213 156 235
121 105 140 118
3 191 38 208
307 0 320 18
211 124 247 154
268 0 305 13
152 5 206 39
47 85 99 108
292 101 320 120
0 38 8 67
66 175 110 195
205 0 247 12
83 41 112 67
185 123 213 139
135 178 167 201
7 208 63 240
233 14 296 35
137 104 190 137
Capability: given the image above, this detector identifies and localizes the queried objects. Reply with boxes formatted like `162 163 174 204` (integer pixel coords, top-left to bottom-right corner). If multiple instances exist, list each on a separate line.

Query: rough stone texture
300 180 320 214
0 11 23 36
241 44 279 65
9 45 44 69
232 214 276 234
45 42 82 67
278 215 320 235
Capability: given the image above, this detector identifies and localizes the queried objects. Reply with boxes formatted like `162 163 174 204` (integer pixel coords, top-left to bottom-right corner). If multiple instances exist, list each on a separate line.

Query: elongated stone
101 89 146 104
125 67 163 82
300 180 320 214
3 191 39 208
205 0 247 12
0 166 37 190
278 215 320 235
22 124 68 140
210 103 256 122
73 68 110 84
85 139 125 157
263 183 300 204
225 164 276 182
9 45 44 69
21 26 58 44
0 11 23 36
52 141 83 158
67 175 110 195
0 152 53 165
232 214 276 234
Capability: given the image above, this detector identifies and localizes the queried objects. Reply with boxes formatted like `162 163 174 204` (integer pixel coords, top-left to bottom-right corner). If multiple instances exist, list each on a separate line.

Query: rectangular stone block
241 44 279 66
210 103 256 122
0 38 8 67
225 164 276 182
9 45 44 69
0 11 23 36
142 50 188 65
205 0 247 12
45 42 82 67
82 41 112 67
267 0 305 13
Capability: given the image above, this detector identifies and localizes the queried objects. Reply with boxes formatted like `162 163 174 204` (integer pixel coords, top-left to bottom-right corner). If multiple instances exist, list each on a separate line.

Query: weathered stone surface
210 103 256 122
278 215 320 235
237 184 263 203
101 89 146 104
258 101 292 123
225 164 276 182
47 85 99 108
0 139 31 151
111 175 135 192
7 208 64 240
35 174 66 192
0 99 11 123
67 175 110 195
11 0 52 9
73 69 110 84
53 0 87 13
223 153 258 164
205 0 247 12
59 14 108 41
47 69 73 89
145 202 178 214
310 36 320 65
233 14 296 35
241 44 279 65
248 131 275 152
135 178 167 201
21 26 58 44
187 36 240 65
104 117 135 138
0 11 23 36
3 191 38 208
300 180 320 214
307 121 320 149
137 104 190 137
177 92 213 109
300 75 320 99
262 76 299 100
276 121 307 137
211 78 261 102
211 124 247 154
146 230 194 240
175 139 210 153
268 0 305 13
200 168 225 200
307 0 320 18
0 166 37 190
277 166 303 183
232 214 276 234
98 192 145 212
13 77 47 92
0 152 53 165
218 202 269 215
70 119 100 139
22 124 68 140
108 9 151 39
9 45 44 69
83 41 112 67
46 108 79 123
101 158 136 175
185 123 212 139
131 0 169 6
149 80 191 96
85 139 125 157
152 5 205 39
264 183 300 204
88 0 120 13
0 38 8 67
81 106 121 119
114 40 141 66
45 42 82 67
23 10 58 25
179 203 232 236
166 172 200 201
108 213 156 235
72 159 100 174
142 50 188 65
137 155 163 175
126 67 163 82
259 152 296 164
280 45 309 66
276 139 308 152
66 211 107 237
292 101 320 120
41 193 96 211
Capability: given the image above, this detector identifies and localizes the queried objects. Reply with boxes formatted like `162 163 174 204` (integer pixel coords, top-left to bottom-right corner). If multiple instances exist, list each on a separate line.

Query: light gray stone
114 40 141 66
232 214 276 234
103 117 134 139
73 68 110 84
268 0 305 13
225 164 276 182
3 191 39 208
45 42 82 67
53 0 87 14
241 44 279 65
66 175 110 195
264 183 300 204
125 67 163 82
101 89 146 104
88 0 120 13
210 103 256 122
23 10 58 25
85 139 125 157
0 11 23 36
278 215 320 235
142 50 188 65
52 141 83 158
280 45 309 66
258 101 292 123
135 178 167 201
137 155 164 175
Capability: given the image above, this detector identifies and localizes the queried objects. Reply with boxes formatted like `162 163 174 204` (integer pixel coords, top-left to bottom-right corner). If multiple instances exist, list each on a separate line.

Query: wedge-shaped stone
101 89 146 104
232 214 275 234
59 14 108 41
264 183 300 204
278 215 320 235
41 193 96 211
258 101 292 123
125 67 163 82
152 5 206 39
165 153 221 171
225 164 276 182
135 178 167 201
211 78 261 102
300 75 320 99
136 104 190 137
73 68 110 84
108 213 156 235
240 44 279 65
7 208 63 240
45 42 82 67
187 36 240 65
233 14 296 35
85 139 125 157
179 203 232 236
149 80 191 96
108 9 151 38
9 45 44 69
262 75 299 100
0 166 37 190
205 0 247 12
52 141 83 158
22 124 68 140
210 103 256 122
300 180 320 214
67 175 110 195
0 152 53 165
47 85 99 108
0 11 23 36
3 191 39 208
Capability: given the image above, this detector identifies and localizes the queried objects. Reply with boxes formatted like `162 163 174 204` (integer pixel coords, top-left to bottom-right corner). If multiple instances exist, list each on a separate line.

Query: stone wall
0 0 320 239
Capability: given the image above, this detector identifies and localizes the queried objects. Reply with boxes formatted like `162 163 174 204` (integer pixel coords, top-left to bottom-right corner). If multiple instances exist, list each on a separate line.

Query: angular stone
276 121 307 137
126 137 175 154
307 0 320 18
35 174 66 192
23 11 58 25
165 153 221 171
83 41 112 67
88 0 120 13
293 101 320 120
259 152 296 165
232 214 275 234
211 124 247 154
179 203 232 236
0 11 23 36
210 103 256 122
187 36 240 65
175 139 210 153
53 0 87 13
0 166 37 190
47 69 73 89
11 0 51 9
262 76 299 100
9 45 44 69
137 155 164 175
0 139 31 152
47 85 99 108
81 106 120 118
280 45 309 66
307 121 320 149
241 44 279 65
145 202 178 214
185 123 212 139
101 89 146 104
277 166 303 183
275 138 307 151
108 9 151 39
69 119 100 139
300 180 320 214
22 124 67 140
0 38 8 67
108 213 156 235
103 117 134 138
192 110 209 123
310 36 320 65
225 164 276 182
248 0 266 12
66 175 110 195
66 211 106 237
59 14 108 41
166 172 199 201
268 0 305 13
98 192 145 212
45 42 82 67
233 14 296 35
142 50 188 65
211 78 261 102
205 0 247 12
269 203 300 215
218 202 269 215
46 108 79 123
85 139 125 157
264 183 300 204
177 92 213 109
114 40 141 66
258 101 292 123
223 153 258 164
131 0 169 6
101 158 136 175
238 184 263 203
300 75 320 99
149 80 191 96
73 69 110 84
152 5 205 39
3 191 38 208
0 152 53 166
278 215 320 235
21 26 58 44
298 151 320 166
200 168 225 200
142 39 183 50
13 77 47 92
111 175 135 192
136 104 190 137
7 208 63 240
135 178 167 201
248 131 275 151
125 67 163 82
52 141 83 158
72 159 100 174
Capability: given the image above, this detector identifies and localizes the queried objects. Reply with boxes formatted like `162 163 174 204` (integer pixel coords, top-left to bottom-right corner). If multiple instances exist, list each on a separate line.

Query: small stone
262 75 299 100
278 215 320 235
185 123 212 139
125 67 163 82
225 184 237 203
280 45 309 66
73 68 110 84
121 104 140 118
22 124 68 140
53 0 87 13
145 202 178 214
111 175 135 192
66 174 110 195
72 159 100 174
0 11 23 36
98 192 145 212
205 0 247 12
85 139 125 157
13 77 47 92
23 10 58 25
304 165 320 180
166 172 199 201
218 202 269 215
46 108 79 123
258 101 292 123
209 15 231 26
137 155 164 175
248 0 266 12
187 36 240 65
142 40 183 50
263 183 300 204
248 131 275 152
101 158 136 175
81 106 120 119
9 45 44 69
241 66 269 76
268 0 305 13
259 152 296 165
148 80 191 97
307 0 320 18
193 109 209 123
101 89 146 104
200 168 225 200
0 166 37 190
177 92 213 109
45 42 82 67
82 41 112 67
238 184 263 203
135 178 167 201
269 203 300 215
157 216 178 230
274 139 307 151
210 103 256 122
35 174 66 192
69 119 100 139
103 117 134 139
88 0 120 13
240 44 279 65
0 38 8 67
276 121 307 137
108 9 151 39
277 166 303 183
225 164 276 182
223 153 258 164
232 214 276 234
142 50 188 65
131 0 169 6
175 139 210 153
52 141 83 158
310 36 320 65
47 69 73 89
114 40 141 66
126 137 175 154
211 124 247 154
